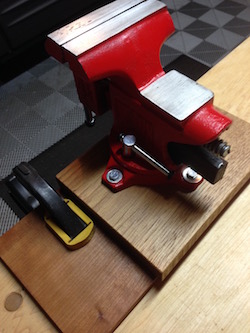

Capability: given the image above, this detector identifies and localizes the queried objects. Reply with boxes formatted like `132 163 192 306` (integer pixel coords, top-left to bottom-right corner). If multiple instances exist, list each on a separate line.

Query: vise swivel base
46 0 232 193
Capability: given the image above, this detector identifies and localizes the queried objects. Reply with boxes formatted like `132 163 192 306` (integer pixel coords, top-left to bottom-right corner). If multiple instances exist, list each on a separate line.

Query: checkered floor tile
161 0 249 67
0 0 249 232
0 58 85 180
0 198 19 236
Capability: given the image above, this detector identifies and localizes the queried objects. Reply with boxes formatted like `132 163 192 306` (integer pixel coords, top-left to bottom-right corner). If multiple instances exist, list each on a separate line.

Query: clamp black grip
13 162 87 239
6 174 40 212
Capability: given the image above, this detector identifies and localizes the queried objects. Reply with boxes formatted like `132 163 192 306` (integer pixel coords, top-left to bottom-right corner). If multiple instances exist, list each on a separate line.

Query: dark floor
0 0 249 235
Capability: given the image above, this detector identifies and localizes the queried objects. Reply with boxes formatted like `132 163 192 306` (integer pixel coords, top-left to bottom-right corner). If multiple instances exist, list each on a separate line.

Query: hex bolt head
106 169 123 184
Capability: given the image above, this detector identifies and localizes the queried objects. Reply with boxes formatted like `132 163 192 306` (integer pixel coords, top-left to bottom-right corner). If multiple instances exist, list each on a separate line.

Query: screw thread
204 138 230 157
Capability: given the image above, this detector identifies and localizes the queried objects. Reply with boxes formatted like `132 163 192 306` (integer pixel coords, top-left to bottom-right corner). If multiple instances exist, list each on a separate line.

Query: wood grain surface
198 37 250 121
0 263 56 332
57 112 250 280
0 212 154 332
116 181 250 333
0 38 249 333
115 37 250 333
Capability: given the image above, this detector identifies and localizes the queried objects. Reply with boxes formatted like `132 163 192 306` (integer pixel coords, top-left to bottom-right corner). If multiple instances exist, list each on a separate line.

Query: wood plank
116 180 250 333
0 212 154 333
117 38 250 332
0 261 56 332
1 38 249 333
57 111 250 280
198 37 250 121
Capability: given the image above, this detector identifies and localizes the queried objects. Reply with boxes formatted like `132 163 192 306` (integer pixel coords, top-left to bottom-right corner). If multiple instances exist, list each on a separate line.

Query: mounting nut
106 169 123 184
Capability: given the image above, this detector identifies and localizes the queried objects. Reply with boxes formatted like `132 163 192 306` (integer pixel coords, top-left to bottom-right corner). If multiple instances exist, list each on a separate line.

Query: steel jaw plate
141 70 214 121
48 0 166 56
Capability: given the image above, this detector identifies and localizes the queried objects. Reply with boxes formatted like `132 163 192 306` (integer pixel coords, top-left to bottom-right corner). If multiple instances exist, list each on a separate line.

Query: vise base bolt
106 169 123 184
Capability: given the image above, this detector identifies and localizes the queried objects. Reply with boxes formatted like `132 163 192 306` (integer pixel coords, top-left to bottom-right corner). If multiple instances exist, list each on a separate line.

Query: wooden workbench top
0 38 249 332
116 37 250 333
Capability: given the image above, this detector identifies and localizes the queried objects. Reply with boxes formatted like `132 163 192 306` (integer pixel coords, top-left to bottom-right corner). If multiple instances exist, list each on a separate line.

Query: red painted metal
46 4 232 193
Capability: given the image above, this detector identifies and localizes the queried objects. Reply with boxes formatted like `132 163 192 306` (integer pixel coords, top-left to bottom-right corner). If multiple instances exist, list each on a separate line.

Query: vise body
46 0 232 193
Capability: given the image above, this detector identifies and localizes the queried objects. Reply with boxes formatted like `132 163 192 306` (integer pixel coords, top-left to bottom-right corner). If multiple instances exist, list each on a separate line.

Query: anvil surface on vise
46 0 232 193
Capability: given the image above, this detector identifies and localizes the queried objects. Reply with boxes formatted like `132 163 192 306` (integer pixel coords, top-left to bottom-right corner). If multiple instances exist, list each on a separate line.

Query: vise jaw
46 0 232 193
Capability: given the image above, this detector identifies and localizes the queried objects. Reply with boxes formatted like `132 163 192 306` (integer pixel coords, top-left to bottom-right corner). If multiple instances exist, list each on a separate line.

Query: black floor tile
189 41 228 66
185 20 218 38
215 0 247 15
164 55 210 81
0 40 48 84
179 2 210 18
223 17 250 36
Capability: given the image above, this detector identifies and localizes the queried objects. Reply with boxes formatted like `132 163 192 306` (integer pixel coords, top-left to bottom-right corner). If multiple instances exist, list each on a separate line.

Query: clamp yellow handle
45 199 94 250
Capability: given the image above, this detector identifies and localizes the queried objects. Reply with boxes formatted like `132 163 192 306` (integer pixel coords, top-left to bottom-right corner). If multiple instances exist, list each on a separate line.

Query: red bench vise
46 0 232 193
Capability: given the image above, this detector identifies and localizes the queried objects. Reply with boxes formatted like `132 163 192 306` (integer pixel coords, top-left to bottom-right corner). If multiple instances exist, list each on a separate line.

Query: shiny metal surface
63 0 166 56
205 138 231 157
122 134 136 157
141 70 214 121
48 0 145 45
106 169 123 183
134 144 171 176
182 167 202 184
121 134 171 176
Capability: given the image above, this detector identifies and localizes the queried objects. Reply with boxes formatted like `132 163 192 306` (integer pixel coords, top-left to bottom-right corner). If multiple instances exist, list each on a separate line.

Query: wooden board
0 212 154 333
115 37 250 333
57 112 250 280
1 38 249 333
116 178 250 333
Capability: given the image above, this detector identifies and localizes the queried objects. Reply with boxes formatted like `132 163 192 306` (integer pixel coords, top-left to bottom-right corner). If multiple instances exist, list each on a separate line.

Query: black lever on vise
168 143 228 184
13 162 87 239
